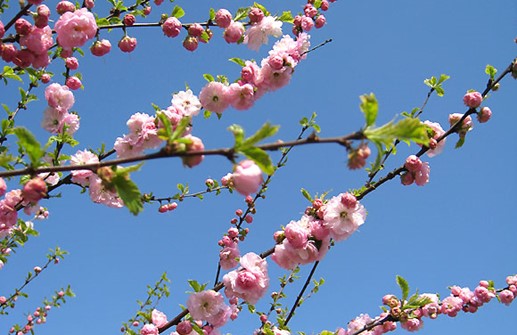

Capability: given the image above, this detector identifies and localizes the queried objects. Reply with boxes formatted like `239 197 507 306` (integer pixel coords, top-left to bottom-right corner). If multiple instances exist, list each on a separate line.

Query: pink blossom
162 17 182 38
56 1 76 15
199 81 231 114
300 16 314 31
88 175 123 208
22 178 47 203
463 91 483 108
231 160 263 196
323 193 366 241
151 309 167 328
65 57 79 70
175 321 193 335
214 9 232 28
15 18 32 35
284 220 309 248
499 290 515 305
45 83 74 112
413 161 430 186
477 107 492 123
400 318 423 332
90 39 111 56
186 290 230 327
423 121 446 157
182 135 205 168
19 26 53 55
171 89 201 117
441 296 464 317
244 16 283 51
70 149 99 186
54 8 97 48
0 178 6 196
223 21 245 43
258 63 293 91
223 252 269 304
183 36 198 52
118 36 137 53
34 5 50 28
227 83 255 110
0 20 4 39
219 243 240 270
65 76 82 90
315 15 326 28
140 324 158 335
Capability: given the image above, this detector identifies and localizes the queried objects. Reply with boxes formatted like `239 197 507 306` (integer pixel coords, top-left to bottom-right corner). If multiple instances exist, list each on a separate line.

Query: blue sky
1 0 516 334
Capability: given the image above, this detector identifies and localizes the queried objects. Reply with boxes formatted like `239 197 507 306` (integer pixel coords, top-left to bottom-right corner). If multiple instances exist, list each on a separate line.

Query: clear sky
1 1 516 335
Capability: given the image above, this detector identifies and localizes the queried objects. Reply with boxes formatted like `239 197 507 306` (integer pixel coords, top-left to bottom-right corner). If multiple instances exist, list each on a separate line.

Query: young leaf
485 64 497 80
171 5 185 18
359 93 378 127
13 127 44 167
301 188 313 202
241 122 279 148
113 174 143 215
396 275 410 302
229 57 246 67
228 124 244 148
240 146 274 175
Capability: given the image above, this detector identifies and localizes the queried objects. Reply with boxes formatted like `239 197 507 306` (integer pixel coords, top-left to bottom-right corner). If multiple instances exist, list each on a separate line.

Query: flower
322 193 366 241
463 91 483 108
171 89 201 117
223 252 269 304
244 16 283 51
231 160 263 196
199 82 231 114
186 290 230 327
54 8 97 48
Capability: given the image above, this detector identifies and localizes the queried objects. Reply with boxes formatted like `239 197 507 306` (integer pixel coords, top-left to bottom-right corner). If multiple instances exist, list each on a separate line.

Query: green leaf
396 275 409 302
187 280 206 292
359 93 378 127
112 165 144 215
171 5 185 18
203 73 214 82
364 118 429 146
278 11 293 23
485 64 497 80
301 188 313 202
241 122 279 148
2 66 22 82
240 146 274 175
13 127 44 167
424 74 449 97
229 57 246 67
170 117 191 141
209 8 216 20
156 112 173 140
234 7 249 21
228 124 244 147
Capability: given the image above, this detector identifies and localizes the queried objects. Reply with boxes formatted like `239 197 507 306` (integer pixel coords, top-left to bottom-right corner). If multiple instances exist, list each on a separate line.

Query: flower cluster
272 192 366 270
41 83 79 135
114 89 202 159
292 0 334 35
69 150 123 208
400 155 430 186
422 121 446 157
199 33 311 114
0 5 53 69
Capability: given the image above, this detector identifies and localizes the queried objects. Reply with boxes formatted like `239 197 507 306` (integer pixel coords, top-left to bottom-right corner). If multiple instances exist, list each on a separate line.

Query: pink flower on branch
223 252 269 304
186 290 230 327
54 8 97 48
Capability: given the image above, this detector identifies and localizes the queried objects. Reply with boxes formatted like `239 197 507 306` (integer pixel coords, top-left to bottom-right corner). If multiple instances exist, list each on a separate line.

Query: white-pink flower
171 89 202 117
322 193 366 241
423 121 446 157
44 83 74 112
186 290 230 327
199 82 231 114
54 8 97 48
223 252 269 305
244 16 283 51
88 175 123 208
70 150 99 186
151 309 167 328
